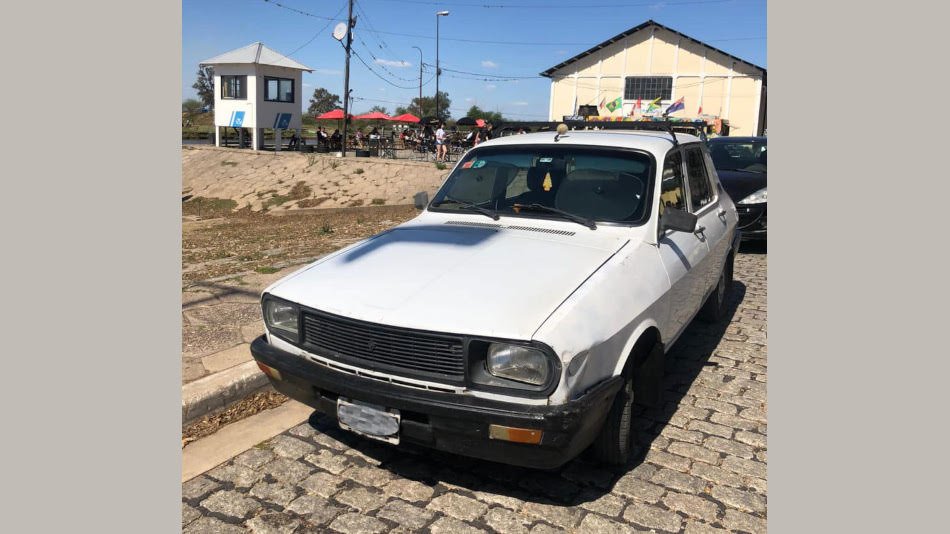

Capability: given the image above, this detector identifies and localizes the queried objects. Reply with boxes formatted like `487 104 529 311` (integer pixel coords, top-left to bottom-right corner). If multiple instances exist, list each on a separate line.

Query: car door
683 143 729 301
657 147 710 344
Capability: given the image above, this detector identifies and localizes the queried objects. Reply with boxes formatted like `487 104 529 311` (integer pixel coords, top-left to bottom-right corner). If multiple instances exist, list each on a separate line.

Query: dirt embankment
182 146 450 212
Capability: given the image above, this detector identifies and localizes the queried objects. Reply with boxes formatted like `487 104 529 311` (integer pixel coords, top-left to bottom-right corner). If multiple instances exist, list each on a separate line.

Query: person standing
435 122 447 162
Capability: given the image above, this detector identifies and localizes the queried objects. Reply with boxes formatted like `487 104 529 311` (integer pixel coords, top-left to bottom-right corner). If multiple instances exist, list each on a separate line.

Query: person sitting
287 131 299 150
330 129 342 151
317 126 329 148
355 129 365 148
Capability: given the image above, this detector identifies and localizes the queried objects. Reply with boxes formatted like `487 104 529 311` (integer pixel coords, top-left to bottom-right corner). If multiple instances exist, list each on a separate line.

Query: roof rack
488 119 708 143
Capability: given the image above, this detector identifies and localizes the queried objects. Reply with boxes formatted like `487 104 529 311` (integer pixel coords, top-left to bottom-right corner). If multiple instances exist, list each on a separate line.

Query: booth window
265 77 295 103
221 75 247 99
624 76 673 101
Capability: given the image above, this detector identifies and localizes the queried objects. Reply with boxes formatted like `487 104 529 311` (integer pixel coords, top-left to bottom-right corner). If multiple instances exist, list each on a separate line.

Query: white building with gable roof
200 42 313 150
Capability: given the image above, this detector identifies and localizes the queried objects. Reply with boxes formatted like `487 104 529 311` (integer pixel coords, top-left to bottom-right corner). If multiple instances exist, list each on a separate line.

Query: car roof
478 129 702 154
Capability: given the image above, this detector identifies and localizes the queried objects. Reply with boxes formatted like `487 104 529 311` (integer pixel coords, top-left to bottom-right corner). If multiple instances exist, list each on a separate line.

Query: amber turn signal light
257 362 282 381
488 424 543 444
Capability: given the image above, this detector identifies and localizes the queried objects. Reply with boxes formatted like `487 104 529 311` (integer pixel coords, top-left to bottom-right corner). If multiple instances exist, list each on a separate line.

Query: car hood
717 170 767 203
268 222 630 341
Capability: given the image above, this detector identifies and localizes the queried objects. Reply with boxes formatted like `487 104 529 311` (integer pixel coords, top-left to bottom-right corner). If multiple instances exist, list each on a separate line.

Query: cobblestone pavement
183 248 767 534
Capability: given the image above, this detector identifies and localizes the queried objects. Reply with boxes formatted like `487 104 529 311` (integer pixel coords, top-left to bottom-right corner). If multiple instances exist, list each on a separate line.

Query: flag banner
599 98 606 110
645 97 662 112
605 97 622 112
665 97 685 115
635 98 642 110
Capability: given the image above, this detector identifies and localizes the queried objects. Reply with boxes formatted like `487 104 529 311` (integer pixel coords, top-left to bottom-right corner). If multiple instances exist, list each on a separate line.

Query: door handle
694 225 706 235
718 209 727 218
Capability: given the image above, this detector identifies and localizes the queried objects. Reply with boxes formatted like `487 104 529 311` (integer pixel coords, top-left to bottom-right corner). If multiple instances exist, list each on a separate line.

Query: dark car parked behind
708 136 767 240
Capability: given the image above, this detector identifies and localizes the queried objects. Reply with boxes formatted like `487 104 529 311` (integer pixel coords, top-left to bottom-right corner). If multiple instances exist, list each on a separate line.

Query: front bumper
737 203 767 239
251 335 622 469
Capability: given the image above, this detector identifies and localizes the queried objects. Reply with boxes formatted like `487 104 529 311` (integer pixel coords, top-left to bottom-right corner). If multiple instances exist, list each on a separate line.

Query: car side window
659 149 685 215
685 145 714 211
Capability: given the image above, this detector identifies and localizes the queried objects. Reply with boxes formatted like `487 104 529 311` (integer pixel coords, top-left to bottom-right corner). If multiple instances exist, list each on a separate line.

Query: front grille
300 309 466 384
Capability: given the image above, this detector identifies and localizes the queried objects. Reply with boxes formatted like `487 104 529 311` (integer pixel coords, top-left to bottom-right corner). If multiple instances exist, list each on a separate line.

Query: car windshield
429 145 654 225
709 140 767 173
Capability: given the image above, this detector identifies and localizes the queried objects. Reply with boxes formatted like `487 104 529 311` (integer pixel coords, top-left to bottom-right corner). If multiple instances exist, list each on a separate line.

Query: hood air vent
445 220 575 236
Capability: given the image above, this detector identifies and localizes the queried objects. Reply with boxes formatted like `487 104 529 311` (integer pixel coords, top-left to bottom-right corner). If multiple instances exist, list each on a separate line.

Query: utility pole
412 46 423 109
435 11 449 121
341 0 355 157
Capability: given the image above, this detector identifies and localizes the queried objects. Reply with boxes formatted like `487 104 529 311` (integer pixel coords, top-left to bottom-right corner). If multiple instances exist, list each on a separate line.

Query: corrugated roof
200 42 313 72
540 20 765 80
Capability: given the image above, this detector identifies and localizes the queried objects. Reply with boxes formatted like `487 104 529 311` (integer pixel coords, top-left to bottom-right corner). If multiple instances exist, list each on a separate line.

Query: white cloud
465 97 474 102
485 84 497 91
481 60 498 68
511 101 529 106
303 83 313 88
312 68 342 75
374 59 411 68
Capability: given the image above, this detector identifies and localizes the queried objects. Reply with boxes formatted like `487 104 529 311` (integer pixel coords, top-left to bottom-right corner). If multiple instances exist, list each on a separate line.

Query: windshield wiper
512 203 597 230
432 196 500 220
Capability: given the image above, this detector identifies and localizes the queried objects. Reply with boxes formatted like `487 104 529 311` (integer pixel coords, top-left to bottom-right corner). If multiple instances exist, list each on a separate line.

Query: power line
287 2 348 56
261 0 340 20
367 0 738 10
351 48 423 89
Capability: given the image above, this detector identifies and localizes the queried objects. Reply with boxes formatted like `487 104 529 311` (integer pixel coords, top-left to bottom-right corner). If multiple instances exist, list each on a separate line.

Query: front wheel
589 375 634 465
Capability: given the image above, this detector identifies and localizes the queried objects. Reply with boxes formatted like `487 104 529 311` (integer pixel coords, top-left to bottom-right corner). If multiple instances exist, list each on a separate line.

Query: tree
368 105 388 115
394 92 451 120
182 98 203 115
308 87 342 115
192 66 215 107
465 105 503 124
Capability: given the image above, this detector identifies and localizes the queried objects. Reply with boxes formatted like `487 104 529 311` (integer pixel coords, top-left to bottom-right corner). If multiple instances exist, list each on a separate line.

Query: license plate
337 397 401 445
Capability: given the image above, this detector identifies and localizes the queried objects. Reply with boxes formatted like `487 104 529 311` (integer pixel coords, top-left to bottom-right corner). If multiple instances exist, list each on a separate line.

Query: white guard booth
200 42 313 151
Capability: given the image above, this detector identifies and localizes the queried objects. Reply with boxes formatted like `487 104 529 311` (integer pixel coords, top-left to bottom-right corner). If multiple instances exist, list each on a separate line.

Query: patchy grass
349 199 365 207
220 160 238 167
182 204 416 282
435 162 447 170
354 168 364 174
254 266 281 274
182 197 238 218
371 198 386 205
262 194 292 210
289 181 312 200
297 197 329 208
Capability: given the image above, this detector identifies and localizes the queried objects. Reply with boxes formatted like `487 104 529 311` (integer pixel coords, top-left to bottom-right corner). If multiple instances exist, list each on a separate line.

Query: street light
412 45 423 107
435 10 449 122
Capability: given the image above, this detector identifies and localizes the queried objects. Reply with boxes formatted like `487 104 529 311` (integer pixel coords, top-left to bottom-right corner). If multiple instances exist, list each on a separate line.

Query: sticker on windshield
543 172 553 192
471 160 486 169
461 161 473 169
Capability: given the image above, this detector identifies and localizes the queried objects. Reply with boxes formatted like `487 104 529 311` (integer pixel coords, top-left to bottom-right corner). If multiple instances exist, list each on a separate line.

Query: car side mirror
413 191 429 210
660 207 698 233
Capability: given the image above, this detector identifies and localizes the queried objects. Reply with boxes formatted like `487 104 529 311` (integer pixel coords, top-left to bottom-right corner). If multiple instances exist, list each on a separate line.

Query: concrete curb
182 360 270 426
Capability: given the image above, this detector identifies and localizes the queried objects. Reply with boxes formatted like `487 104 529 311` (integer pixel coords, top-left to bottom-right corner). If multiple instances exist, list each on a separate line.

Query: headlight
263 296 299 341
487 343 550 385
738 187 767 205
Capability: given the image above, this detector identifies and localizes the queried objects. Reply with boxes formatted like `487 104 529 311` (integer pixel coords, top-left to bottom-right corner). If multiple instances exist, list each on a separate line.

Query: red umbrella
316 109 350 120
354 111 393 120
391 113 420 123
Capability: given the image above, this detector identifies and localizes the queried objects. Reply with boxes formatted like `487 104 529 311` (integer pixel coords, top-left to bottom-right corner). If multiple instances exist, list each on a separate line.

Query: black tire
589 374 635 465
699 252 734 322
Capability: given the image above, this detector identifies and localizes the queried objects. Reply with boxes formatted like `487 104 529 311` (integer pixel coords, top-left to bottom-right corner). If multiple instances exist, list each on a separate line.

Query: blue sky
183 0 766 120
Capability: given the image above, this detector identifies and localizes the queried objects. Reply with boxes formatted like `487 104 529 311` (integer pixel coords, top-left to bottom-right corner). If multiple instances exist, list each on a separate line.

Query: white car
252 126 740 468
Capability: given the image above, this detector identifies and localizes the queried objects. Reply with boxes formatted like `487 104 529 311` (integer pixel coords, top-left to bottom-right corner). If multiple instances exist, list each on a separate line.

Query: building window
265 77 295 103
221 75 247 99
624 76 673 101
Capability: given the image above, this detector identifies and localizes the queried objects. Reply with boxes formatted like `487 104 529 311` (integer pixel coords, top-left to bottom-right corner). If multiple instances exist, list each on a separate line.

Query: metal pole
341 0 354 157
435 15 440 121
